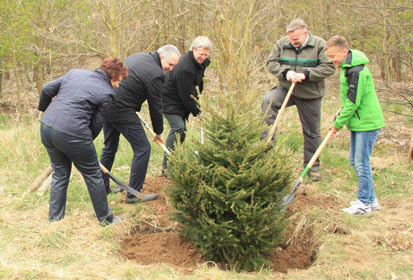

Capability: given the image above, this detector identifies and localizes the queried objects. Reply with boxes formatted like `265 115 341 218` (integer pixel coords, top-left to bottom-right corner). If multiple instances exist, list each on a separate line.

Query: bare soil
119 175 323 273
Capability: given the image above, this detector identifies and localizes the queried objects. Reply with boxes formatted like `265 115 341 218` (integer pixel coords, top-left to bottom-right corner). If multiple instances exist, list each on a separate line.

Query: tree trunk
34 0 50 95
0 71 3 98
109 0 118 57
12 50 22 114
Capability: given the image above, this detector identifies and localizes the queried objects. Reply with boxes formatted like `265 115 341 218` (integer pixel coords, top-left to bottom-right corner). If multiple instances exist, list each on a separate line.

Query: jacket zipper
355 110 360 120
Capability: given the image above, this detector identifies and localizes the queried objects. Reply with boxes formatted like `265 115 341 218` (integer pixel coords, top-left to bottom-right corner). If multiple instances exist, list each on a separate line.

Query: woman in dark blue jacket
38 57 128 225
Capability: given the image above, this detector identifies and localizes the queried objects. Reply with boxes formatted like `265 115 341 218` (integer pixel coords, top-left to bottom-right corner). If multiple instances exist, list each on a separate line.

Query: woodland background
0 1 412 279
0 0 412 113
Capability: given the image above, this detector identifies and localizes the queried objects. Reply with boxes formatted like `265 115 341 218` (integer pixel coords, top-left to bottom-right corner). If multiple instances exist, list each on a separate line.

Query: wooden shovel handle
267 82 296 143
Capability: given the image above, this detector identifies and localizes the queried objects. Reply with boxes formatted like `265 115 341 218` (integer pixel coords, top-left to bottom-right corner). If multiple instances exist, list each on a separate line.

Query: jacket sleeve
266 41 290 79
307 47 335 81
89 94 114 140
38 77 63 111
176 70 200 117
333 67 365 130
147 75 164 135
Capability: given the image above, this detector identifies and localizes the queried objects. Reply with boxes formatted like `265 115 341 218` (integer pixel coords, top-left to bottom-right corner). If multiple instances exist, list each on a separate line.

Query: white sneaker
351 199 380 211
342 199 371 215
371 199 380 211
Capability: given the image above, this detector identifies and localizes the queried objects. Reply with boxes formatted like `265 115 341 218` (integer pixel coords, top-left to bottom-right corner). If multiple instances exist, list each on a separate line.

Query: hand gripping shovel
267 82 297 144
281 129 333 211
136 112 170 155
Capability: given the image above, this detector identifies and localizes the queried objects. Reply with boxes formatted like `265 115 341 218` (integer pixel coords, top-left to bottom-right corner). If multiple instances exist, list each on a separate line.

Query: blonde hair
325 35 350 51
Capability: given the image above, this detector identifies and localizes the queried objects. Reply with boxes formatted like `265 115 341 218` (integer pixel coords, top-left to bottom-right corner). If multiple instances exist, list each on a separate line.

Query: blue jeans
349 129 381 205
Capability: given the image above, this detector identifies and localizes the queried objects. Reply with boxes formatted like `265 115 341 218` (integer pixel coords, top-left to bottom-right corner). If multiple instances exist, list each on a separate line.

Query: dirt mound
122 232 203 269
119 175 319 273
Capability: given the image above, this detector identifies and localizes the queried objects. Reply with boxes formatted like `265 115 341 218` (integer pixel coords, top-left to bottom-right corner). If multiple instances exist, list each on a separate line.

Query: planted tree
167 93 293 270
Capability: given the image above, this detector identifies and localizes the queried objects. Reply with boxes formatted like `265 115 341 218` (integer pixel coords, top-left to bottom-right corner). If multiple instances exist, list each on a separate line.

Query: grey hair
189 36 212 51
157 44 181 60
286 19 308 33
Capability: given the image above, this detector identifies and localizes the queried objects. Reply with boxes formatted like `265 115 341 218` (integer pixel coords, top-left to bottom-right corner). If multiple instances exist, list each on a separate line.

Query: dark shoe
126 192 158 204
106 187 112 195
308 170 321 181
101 216 123 226
161 169 168 179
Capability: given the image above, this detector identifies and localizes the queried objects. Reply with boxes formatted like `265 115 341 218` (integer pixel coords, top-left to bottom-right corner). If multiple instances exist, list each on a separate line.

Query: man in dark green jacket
325 35 385 215
262 19 335 181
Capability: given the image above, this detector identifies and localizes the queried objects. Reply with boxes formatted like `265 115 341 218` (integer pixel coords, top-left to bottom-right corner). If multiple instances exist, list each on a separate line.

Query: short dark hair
325 35 350 51
99 57 128 81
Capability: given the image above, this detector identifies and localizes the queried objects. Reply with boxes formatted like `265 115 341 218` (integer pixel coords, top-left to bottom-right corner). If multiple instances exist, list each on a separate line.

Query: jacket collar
95 68 112 87
151 52 162 69
284 33 315 49
341 50 353 68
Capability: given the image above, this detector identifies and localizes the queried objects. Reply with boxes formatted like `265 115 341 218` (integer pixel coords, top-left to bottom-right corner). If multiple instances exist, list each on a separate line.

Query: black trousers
261 86 322 170
40 124 113 223
100 121 150 198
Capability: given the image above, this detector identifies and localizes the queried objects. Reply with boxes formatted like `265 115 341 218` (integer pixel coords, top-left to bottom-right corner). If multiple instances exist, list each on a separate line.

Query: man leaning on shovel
261 18 335 181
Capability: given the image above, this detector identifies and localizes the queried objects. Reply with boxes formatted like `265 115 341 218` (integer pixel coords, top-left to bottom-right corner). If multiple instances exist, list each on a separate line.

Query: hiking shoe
161 169 169 179
308 170 321 182
351 198 380 211
341 199 371 216
126 192 158 204
101 216 123 226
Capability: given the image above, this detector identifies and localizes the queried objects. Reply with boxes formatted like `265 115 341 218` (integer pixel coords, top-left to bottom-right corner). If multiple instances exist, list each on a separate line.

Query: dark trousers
261 86 322 170
40 124 113 223
162 113 186 169
100 121 150 198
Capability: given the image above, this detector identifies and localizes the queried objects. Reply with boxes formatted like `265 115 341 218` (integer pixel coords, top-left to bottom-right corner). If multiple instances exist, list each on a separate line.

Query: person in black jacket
161 36 212 175
38 57 128 225
100 45 181 203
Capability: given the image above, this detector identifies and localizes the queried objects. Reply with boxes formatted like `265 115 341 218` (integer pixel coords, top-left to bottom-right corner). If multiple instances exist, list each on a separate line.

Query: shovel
281 129 333 211
136 112 170 155
99 162 158 201
267 82 297 143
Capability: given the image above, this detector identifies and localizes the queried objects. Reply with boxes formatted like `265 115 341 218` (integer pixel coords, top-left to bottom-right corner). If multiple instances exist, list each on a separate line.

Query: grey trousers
162 113 187 169
261 86 322 170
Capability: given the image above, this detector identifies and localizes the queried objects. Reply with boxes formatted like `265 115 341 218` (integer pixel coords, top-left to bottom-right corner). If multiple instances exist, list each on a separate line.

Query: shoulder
276 36 290 47
345 65 365 76
308 35 326 45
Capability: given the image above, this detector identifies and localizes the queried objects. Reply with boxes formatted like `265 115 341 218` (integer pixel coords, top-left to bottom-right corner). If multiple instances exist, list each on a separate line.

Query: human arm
266 41 291 80
38 77 63 111
305 46 335 82
333 67 365 130
176 70 201 117
147 75 164 135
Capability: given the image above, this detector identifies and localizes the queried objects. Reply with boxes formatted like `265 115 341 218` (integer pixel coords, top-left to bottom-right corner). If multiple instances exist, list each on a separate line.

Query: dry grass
0 75 412 279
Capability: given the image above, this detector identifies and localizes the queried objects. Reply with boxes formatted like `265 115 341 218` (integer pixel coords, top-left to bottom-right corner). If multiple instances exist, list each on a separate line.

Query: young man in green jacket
325 35 385 216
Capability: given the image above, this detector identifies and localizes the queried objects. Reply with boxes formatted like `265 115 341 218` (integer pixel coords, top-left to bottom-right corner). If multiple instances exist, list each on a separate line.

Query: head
286 19 309 48
190 36 212 64
99 57 128 88
157 44 181 73
325 35 350 67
